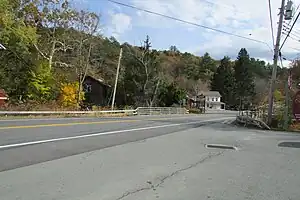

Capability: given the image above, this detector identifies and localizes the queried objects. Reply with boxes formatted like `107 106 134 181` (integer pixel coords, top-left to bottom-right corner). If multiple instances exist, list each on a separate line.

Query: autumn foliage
59 82 84 108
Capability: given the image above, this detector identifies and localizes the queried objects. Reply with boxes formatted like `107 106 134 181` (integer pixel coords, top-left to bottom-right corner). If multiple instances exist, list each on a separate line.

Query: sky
72 0 300 67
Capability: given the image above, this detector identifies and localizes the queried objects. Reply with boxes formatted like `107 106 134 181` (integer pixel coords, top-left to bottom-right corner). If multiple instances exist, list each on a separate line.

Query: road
0 113 300 200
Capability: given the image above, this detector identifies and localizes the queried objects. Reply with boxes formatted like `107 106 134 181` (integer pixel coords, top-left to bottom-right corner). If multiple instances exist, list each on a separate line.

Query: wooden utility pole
267 0 286 125
111 47 123 110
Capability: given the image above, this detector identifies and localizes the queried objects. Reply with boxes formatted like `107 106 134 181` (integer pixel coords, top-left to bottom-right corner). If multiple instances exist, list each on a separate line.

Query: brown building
82 75 111 107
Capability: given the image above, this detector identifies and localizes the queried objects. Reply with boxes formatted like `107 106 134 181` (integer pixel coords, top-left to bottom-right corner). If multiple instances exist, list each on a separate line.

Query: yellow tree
59 82 84 108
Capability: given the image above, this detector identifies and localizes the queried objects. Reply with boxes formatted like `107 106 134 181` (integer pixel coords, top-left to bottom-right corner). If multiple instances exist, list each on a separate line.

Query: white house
202 91 225 110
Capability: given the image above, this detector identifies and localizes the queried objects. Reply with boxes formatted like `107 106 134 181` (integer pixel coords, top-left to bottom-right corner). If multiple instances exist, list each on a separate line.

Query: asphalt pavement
0 114 235 172
1 113 300 200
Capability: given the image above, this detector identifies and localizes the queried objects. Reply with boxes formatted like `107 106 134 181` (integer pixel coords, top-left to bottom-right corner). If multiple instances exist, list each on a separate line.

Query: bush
188 108 203 114
289 121 300 131
0 100 73 111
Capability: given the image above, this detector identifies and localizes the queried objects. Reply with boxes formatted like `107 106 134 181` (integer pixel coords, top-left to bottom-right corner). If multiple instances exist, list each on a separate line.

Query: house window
212 97 214 101
84 83 92 92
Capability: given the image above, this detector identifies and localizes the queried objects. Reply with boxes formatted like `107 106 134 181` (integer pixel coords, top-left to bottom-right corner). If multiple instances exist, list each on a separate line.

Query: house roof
201 91 222 97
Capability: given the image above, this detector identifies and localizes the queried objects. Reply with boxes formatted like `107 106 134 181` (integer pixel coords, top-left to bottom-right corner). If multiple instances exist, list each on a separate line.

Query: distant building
202 91 225 110
186 91 225 111
82 75 111 107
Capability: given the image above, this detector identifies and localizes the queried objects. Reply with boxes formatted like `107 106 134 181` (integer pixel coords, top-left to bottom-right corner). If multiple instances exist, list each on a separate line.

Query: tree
211 56 235 108
62 10 100 106
123 35 161 106
234 48 255 109
249 58 269 78
201 52 217 73
158 82 186 107
34 0 77 70
0 0 38 102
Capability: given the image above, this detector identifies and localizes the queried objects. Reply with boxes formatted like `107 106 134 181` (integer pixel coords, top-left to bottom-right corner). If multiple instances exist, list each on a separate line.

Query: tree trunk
149 79 160 107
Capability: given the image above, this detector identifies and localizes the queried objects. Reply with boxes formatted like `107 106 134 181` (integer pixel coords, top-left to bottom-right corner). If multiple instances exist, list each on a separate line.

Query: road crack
115 151 225 200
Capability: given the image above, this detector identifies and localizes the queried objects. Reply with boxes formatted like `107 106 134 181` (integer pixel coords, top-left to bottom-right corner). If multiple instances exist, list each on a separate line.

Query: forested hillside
0 0 293 110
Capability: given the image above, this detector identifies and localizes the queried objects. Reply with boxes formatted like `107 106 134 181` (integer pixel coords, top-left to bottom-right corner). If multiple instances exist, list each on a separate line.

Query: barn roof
85 75 111 87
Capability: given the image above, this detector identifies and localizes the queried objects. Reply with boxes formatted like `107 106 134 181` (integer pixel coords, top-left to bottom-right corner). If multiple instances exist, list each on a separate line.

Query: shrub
59 82 84 108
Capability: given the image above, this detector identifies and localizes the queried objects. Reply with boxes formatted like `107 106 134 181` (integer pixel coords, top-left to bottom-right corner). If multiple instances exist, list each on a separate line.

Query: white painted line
0 117 234 149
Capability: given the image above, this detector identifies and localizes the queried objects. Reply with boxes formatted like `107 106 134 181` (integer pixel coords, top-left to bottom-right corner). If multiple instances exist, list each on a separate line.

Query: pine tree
211 56 235 108
234 48 255 109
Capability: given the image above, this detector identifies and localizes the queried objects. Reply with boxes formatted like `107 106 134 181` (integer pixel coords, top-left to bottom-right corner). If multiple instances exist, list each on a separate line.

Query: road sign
292 90 300 120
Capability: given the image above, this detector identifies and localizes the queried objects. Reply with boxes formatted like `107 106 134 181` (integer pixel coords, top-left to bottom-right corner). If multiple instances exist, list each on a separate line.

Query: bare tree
125 36 161 106
34 0 77 70
71 10 100 105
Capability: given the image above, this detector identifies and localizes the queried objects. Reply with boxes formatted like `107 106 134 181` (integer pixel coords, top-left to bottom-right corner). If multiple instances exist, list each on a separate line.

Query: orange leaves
59 82 84 108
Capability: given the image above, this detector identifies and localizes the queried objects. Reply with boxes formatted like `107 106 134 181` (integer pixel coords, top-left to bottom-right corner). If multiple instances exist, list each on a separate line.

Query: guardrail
205 110 239 114
0 107 189 116
0 110 137 116
136 107 188 115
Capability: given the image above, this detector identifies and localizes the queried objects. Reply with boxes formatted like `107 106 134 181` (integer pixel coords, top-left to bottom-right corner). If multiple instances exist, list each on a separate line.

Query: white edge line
0 117 235 149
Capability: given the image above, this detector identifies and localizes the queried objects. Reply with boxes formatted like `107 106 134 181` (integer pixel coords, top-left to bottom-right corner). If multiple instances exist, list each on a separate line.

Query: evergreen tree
234 48 255 109
211 56 235 108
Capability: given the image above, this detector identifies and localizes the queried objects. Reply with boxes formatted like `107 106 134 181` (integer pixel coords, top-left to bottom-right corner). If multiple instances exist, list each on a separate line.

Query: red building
0 89 8 107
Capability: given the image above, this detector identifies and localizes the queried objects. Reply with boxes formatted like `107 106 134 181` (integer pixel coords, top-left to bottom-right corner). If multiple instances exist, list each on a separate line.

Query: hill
0 0 293 110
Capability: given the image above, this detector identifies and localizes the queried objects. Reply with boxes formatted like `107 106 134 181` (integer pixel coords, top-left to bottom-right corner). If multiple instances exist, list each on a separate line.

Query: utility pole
267 0 286 125
111 47 123 110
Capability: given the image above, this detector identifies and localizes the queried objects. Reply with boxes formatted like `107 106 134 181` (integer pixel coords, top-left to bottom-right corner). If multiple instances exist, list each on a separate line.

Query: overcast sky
73 0 300 67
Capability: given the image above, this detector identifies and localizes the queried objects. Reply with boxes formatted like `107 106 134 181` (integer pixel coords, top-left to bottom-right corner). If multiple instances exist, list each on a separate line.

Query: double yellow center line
0 117 192 130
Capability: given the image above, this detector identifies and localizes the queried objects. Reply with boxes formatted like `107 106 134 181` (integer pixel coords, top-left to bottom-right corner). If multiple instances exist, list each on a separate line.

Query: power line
280 10 300 50
286 34 300 42
268 0 275 48
107 0 273 52
282 27 300 39
283 22 300 35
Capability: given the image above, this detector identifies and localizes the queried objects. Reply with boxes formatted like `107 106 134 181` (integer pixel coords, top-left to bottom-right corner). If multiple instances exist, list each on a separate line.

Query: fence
239 109 267 121
0 107 189 116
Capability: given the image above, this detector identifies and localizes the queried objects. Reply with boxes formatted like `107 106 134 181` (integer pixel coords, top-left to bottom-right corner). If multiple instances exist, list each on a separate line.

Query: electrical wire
107 0 273 52
280 10 300 50
268 0 275 48
282 29 300 40
283 23 300 36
